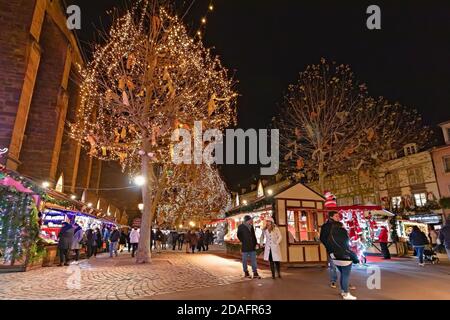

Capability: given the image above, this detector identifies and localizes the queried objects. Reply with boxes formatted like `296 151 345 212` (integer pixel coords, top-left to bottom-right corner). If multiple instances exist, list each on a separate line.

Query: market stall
225 182 328 266
330 205 399 259
0 167 44 271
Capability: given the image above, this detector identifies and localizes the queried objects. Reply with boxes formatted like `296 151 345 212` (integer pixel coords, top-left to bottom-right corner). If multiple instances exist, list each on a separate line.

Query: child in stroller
423 245 439 264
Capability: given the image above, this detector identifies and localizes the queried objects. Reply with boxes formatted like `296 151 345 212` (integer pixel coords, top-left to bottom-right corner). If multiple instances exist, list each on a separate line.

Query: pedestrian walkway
0 250 252 300
0 249 448 300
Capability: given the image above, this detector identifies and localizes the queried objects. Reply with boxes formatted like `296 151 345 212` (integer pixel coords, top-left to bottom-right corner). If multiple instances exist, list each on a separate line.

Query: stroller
423 246 440 264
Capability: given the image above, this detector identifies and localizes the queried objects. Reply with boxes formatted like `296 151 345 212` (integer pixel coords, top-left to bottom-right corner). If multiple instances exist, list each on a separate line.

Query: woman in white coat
260 217 282 279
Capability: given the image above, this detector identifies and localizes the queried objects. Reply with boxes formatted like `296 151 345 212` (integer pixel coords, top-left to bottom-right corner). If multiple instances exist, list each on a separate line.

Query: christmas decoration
68 1 237 263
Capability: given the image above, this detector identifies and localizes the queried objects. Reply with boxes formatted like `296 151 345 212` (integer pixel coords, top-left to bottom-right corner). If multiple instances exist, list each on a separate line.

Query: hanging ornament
87 135 97 155
118 77 126 91
120 127 127 139
208 94 217 116
366 128 375 142
122 91 130 106
296 158 304 169
101 147 107 156
126 53 136 70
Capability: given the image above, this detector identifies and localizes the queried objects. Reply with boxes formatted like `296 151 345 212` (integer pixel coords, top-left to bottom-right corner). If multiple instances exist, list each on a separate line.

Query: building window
414 193 427 207
385 172 400 189
404 143 418 156
444 156 450 173
383 150 397 161
287 209 319 243
408 167 424 185
353 195 362 205
391 196 402 209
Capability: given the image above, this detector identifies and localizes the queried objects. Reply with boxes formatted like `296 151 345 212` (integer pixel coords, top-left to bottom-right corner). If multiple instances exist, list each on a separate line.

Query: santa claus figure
324 191 337 208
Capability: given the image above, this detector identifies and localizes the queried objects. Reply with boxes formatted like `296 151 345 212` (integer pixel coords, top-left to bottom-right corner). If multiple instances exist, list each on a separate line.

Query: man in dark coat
171 230 179 251
177 232 184 250
319 211 340 287
109 225 120 258
58 222 74 266
237 215 260 279
85 229 95 258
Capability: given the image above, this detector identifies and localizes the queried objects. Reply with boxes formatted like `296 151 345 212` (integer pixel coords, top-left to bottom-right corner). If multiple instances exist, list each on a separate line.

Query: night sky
69 0 450 191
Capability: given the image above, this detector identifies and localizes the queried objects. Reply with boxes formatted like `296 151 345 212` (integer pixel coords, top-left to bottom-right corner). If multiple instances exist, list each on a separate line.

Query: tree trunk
135 148 168 263
136 146 152 263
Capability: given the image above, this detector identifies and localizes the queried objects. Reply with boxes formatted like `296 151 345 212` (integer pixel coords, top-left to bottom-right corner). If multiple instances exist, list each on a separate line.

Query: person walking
187 230 198 253
319 211 340 288
328 221 359 300
155 227 164 253
237 215 261 279
178 232 184 250
197 229 206 252
129 227 140 258
438 218 450 261
429 226 438 247
85 228 95 258
57 222 74 266
409 226 429 266
171 230 179 250
378 226 391 259
94 228 102 257
151 228 156 251
103 227 110 253
204 229 211 251
94 228 103 257
126 230 131 253
109 225 120 258
71 223 84 262
260 217 282 279
119 229 127 253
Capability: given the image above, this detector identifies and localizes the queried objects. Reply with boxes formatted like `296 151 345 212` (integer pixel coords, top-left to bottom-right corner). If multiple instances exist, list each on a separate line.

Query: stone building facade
0 0 140 222
431 121 450 219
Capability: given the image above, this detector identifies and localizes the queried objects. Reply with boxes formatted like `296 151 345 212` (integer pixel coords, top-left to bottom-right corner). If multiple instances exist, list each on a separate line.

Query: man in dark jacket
58 222 74 266
237 215 261 279
171 230 179 250
109 225 120 258
438 219 450 261
319 211 340 287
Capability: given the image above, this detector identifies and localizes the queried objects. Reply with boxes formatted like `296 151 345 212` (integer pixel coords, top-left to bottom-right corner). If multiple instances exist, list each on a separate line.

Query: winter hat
243 215 253 222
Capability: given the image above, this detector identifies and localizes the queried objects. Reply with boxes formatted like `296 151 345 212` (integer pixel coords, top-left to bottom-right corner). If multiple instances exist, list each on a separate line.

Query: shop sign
408 214 443 224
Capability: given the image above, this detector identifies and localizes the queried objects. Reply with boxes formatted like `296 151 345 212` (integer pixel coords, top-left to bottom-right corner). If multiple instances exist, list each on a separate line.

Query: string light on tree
69 0 237 264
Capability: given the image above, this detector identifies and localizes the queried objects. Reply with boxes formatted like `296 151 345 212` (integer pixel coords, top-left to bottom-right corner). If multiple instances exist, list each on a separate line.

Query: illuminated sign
408 214 443 224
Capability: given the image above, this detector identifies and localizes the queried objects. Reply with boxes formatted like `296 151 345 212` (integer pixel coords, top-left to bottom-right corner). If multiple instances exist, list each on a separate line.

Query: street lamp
243 200 248 205
87 202 93 208
138 203 144 211
42 181 50 188
70 195 76 200
133 175 146 186
179 224 183 229
189 221 195 227
267 189 273 196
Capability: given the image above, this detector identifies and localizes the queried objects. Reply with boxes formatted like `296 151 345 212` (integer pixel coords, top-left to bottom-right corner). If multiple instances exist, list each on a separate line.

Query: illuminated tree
70 1 237 263
157 164 232 226
278 59 431 193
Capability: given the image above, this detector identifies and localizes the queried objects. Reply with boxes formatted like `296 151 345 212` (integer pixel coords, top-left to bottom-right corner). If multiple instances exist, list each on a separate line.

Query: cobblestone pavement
0 248 254 300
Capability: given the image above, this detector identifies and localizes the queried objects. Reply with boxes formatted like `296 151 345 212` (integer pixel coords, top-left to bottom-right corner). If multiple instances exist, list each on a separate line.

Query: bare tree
277 59 431 193
70 1 237 263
